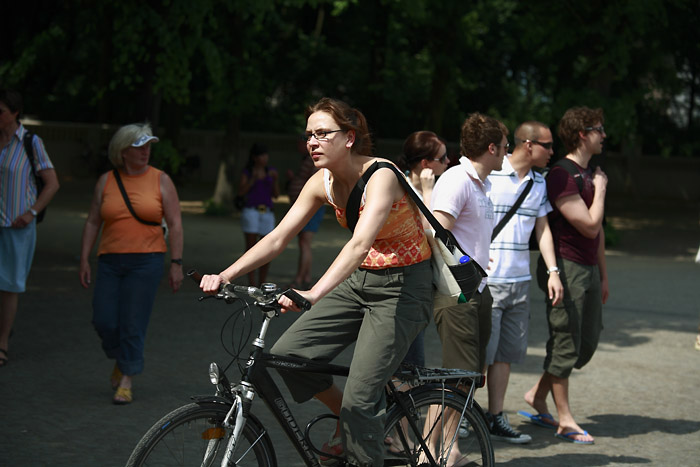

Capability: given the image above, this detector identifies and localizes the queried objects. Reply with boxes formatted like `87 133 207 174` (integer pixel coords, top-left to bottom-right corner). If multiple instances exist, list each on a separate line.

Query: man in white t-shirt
485 121 563 443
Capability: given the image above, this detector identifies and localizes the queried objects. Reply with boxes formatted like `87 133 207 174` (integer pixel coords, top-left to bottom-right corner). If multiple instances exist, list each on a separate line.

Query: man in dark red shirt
520 107 609 445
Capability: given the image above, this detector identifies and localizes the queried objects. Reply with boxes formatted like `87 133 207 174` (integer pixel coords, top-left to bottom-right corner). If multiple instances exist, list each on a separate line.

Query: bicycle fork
206 382 257 467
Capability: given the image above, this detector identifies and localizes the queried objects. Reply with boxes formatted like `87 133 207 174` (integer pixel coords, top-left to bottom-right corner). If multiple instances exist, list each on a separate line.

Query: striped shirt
487 156 551 283
0 124 54 226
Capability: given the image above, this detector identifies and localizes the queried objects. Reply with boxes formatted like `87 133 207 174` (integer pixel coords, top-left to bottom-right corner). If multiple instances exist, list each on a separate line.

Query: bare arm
535 216 563 305
304 169 400 306
270 168 280 199
555 167 607 239
11 168 60 228
161 173 184 292
201 171 327 292
597 230 609 304
79 173 107 289
432 209 457 231
418 168 436 230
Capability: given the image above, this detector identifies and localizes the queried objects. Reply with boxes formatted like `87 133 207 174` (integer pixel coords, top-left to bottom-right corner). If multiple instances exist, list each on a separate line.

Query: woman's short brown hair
305 97 373 156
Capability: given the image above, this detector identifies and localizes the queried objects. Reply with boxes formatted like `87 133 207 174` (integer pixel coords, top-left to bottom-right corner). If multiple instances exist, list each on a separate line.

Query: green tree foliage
2 0 699 203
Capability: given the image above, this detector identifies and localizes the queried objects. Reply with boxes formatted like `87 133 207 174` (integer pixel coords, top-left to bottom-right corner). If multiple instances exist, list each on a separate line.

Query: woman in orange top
199 98 432 467
79 123 183 405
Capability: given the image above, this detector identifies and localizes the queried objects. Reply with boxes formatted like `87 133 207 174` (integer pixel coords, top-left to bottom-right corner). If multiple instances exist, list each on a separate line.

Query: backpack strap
23 132 38 178
345 163 381 233
553 158 583 193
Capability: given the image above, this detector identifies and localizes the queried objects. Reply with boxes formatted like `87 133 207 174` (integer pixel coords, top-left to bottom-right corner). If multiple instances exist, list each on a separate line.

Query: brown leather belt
257 205 268 213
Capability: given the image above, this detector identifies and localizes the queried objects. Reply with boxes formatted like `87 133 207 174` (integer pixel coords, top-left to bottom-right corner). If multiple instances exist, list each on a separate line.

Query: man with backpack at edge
520 107 609 445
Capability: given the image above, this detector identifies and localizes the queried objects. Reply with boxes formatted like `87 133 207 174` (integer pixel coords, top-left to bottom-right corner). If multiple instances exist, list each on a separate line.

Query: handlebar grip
187 269 202 282
283 288 312 312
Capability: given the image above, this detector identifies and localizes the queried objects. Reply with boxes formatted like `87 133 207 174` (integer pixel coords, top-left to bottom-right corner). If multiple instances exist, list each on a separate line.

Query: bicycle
126 271 495 466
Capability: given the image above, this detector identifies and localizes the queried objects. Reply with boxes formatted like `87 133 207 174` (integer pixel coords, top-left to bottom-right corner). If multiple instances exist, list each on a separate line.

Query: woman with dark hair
0 89 60 368
238 143 279 286
400 130 449 228
200 98 432 466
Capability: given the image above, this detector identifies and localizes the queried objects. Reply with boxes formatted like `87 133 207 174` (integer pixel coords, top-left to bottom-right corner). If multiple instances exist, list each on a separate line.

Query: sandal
110 363 123 390
0 348 8 368
113 386 133 405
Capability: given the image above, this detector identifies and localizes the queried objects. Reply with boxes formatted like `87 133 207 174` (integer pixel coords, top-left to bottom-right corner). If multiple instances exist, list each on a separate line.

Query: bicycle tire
126 401 277 467
384 387 494 466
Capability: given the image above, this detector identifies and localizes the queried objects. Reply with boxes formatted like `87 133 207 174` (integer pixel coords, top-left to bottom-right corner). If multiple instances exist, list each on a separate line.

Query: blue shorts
241 206 275 236
302 205 325 233
0 222 37 293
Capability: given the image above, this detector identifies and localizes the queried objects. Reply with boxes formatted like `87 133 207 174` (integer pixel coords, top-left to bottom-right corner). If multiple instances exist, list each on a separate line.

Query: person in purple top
238 143 279 286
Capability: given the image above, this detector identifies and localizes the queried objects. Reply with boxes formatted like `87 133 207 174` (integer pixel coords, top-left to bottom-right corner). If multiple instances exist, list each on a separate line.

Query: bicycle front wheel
384 388 494 467
127 401 276 467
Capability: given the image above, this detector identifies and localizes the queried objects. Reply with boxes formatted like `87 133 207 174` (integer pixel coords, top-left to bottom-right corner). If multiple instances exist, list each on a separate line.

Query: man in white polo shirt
484 121 563 443
431 112 508 376
430 112 508 465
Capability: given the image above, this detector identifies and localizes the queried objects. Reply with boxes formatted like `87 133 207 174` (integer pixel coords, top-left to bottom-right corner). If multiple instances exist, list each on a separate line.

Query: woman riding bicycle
200 97 433 467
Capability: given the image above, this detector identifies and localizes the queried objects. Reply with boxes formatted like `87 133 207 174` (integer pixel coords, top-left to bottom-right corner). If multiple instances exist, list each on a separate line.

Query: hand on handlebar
200 273 228 294
278 289 313 313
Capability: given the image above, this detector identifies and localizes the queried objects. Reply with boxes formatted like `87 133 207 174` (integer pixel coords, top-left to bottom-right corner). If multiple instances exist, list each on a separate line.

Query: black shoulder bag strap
345 161 486 277
112 169 160 226
491 178 534 241
553 158 583 192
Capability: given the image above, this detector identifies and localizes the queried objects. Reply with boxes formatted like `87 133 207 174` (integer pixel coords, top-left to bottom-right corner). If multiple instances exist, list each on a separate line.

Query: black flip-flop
0 348 8 367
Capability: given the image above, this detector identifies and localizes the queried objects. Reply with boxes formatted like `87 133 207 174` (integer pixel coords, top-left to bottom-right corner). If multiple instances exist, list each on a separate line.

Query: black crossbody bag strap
491 178 533 241
112 169 160 226
346 161 486 277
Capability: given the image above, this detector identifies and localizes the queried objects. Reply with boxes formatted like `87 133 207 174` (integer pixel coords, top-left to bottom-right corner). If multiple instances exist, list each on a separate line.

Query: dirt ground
1 181 699 466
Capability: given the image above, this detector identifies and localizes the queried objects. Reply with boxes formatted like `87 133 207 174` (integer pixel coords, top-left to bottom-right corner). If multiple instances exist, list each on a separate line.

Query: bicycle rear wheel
384 387 494 466
126 401 276 467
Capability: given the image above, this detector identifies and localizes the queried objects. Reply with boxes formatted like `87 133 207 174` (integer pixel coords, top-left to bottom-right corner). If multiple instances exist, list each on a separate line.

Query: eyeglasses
431 152 448 163
304 129 344 142
522 139 553 150
495 142 510 151
584 125 605 134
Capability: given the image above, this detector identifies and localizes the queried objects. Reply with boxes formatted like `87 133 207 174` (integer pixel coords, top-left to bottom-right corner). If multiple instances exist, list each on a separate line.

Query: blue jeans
92 253 164 375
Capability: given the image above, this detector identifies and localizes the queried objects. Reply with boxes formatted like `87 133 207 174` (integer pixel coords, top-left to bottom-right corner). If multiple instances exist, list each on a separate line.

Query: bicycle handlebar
187 269 312 312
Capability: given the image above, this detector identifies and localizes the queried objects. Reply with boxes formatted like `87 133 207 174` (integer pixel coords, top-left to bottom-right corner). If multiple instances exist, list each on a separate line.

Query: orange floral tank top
324 165 431 269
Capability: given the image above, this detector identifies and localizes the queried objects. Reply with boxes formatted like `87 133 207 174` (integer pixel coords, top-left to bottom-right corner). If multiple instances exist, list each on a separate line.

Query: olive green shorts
433 285 493 373
541 257 603 378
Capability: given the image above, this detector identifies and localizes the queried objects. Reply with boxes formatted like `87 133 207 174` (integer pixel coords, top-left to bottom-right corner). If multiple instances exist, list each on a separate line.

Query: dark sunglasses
522 139 553 150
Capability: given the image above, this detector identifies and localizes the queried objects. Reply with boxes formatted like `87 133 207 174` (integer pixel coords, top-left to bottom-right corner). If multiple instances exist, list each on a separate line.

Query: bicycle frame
215 307 479 467
182 279 484 467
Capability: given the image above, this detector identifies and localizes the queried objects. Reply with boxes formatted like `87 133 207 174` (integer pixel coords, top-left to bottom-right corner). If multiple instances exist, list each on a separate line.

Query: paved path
1 182 699 466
